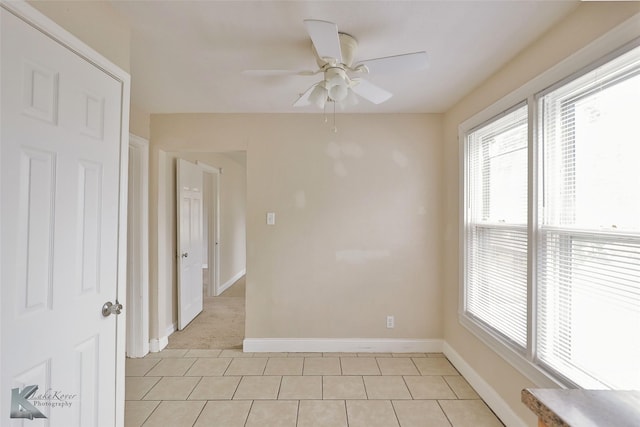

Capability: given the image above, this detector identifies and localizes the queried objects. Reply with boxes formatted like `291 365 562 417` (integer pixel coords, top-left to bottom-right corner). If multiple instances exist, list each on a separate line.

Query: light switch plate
266 212 276 225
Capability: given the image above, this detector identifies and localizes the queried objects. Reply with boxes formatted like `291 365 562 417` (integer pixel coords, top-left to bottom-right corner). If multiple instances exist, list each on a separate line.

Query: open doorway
167 151 246 349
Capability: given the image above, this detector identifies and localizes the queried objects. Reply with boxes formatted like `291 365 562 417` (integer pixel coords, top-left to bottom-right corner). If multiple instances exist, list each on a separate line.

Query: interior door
1 7 125 426
176 159 204 329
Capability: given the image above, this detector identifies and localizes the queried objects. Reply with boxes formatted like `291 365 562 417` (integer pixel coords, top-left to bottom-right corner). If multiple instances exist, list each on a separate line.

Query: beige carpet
167 275 245 349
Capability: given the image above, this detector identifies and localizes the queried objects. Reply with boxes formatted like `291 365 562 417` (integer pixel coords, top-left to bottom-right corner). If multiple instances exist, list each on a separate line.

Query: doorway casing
198 160 221 296
127 134 149 358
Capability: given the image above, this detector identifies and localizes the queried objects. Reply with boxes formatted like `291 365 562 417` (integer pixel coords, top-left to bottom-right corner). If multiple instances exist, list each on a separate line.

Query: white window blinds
537 45 640 389
465 105 528 349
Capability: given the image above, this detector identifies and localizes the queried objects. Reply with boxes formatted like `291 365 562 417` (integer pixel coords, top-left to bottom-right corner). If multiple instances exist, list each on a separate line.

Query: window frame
463 101 530 353
459 28 640 389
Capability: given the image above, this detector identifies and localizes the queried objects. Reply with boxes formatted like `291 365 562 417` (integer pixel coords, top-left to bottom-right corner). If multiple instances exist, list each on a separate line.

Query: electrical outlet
386 315 394 328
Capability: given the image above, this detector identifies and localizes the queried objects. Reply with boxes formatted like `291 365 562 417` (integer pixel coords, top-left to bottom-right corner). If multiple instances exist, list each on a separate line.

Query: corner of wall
443 342 529 427
130 104 151 140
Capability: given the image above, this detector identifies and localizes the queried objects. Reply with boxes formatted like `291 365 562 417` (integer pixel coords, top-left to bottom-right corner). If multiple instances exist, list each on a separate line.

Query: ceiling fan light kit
309 82 328 108
325 67 349 102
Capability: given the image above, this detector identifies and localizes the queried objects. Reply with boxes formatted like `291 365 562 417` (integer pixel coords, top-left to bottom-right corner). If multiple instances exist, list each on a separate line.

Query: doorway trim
197 161 221 296
127 134 149 357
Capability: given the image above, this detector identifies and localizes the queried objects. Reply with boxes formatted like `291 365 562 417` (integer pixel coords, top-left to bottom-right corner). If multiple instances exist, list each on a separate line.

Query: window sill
459 312 565 389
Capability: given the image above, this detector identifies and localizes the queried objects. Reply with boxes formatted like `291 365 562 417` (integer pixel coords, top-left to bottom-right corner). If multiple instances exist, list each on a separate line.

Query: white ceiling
111 1 579 114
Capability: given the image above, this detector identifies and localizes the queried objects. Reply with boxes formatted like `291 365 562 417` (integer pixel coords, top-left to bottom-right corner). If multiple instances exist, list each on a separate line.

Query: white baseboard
243 338 443 353
149 336 168 353
166 322 177 337
443 342 527 427
149 323 176 353
127 342 150 358
217 269 246 295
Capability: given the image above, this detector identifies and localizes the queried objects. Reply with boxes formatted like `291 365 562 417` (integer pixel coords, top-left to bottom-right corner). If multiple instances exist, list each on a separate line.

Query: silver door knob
102 300 123 317
181 252 188 258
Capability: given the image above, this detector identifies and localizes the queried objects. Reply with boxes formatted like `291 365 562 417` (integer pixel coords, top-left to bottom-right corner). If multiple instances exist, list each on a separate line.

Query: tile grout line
137 400 161 427
409 356 420 376
436 399 455 427
189 399 208 427
242 400 254 427
222 357 233 376
276 375 283 400
230 375 242 400
361 375 369 400
134 376 160 401
184 376 204 401
389 399 402 427
443 375 461 399
142 359 160 376
183 357 199 377
401 376 415 400
411 357 424 376
342 399 349 427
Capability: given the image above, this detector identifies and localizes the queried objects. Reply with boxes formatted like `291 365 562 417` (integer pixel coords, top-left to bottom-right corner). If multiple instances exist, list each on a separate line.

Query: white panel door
1 8 124 426
176 159 203 330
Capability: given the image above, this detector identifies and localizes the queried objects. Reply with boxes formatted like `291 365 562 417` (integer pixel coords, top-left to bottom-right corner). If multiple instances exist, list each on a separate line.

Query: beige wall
130 104 151 140
442 3 640 425
28 0 131 72
151 114 444 340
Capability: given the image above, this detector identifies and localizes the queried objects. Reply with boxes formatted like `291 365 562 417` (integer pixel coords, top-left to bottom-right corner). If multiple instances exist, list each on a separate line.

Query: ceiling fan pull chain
332 101 338 133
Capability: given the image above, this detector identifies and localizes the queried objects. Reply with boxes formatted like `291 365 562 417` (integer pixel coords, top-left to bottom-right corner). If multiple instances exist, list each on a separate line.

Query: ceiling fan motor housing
338 33 358 67
313 32 358 68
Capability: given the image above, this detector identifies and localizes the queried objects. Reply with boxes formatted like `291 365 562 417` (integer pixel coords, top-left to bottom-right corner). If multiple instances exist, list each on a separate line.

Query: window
462 42 640 389
465 105 528 349
537 46 640 389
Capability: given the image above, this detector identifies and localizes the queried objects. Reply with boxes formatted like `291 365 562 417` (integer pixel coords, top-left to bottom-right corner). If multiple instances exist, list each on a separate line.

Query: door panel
176 159 204 330
1 8 124 426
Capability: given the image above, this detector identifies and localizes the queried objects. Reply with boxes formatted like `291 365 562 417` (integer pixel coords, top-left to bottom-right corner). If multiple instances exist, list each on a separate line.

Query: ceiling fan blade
350 79 392 104
242 69 316 77
356 51 428 74
304 19 342 63
293 83 319 107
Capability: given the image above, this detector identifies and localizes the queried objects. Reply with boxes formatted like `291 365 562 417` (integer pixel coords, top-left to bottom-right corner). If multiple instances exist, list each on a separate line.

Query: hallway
167 276 246 349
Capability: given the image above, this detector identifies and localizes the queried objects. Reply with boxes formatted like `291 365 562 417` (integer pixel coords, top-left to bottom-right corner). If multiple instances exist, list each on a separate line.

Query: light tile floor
125 349 504 427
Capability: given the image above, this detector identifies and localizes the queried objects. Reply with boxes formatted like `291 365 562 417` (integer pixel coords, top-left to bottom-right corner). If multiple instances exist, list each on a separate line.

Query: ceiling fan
244 19 428 109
